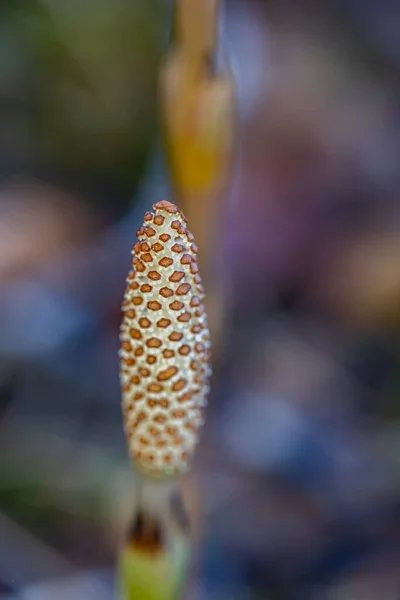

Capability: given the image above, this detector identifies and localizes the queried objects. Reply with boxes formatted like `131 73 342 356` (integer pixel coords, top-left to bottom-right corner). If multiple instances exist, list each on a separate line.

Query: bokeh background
1 0 400 598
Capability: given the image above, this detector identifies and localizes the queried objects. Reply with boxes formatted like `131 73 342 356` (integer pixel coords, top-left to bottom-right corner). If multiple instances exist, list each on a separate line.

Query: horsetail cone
119 201 211 478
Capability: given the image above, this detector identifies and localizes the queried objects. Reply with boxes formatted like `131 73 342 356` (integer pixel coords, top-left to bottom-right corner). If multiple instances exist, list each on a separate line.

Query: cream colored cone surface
119 201 211 478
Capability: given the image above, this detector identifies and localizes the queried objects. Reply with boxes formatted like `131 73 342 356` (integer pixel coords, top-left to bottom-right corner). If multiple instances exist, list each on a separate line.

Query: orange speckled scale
119 200 211 478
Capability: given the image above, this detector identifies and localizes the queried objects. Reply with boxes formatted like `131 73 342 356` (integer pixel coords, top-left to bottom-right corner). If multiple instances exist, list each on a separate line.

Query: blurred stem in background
160 0 235 363
118 479 192 600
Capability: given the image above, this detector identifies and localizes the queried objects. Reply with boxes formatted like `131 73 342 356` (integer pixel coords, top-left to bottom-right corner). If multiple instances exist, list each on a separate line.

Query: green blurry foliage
0 0 167 209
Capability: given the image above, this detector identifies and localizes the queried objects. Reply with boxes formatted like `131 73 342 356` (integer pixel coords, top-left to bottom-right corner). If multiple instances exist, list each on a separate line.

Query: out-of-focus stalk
160 0 235 358
118 479 191 600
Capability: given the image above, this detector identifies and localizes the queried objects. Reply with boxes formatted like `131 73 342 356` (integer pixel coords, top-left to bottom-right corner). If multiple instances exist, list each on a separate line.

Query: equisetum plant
160 0 234 201
118 200 211 600
160 0 234 360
